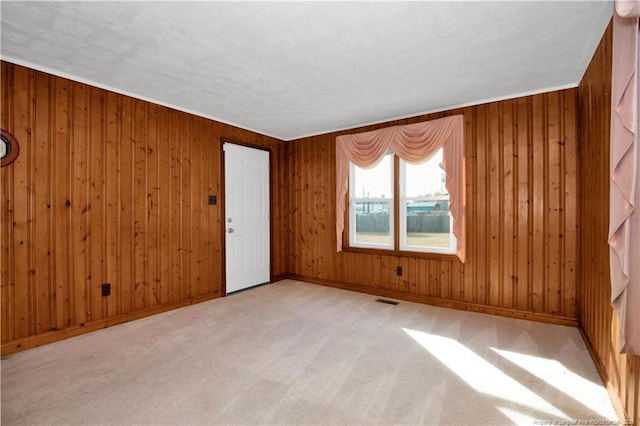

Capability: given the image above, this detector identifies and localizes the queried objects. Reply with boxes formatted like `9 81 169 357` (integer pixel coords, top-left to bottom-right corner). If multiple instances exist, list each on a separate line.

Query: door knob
228 228 234 233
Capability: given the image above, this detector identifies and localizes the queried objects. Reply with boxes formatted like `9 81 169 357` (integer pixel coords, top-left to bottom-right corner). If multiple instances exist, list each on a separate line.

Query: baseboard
284 274 579 327
578 327 631 425
271 274 288 283
1 291 222 356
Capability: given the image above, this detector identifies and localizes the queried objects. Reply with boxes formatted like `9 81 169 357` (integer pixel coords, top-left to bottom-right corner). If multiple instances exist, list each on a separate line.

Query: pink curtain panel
610 0 640 355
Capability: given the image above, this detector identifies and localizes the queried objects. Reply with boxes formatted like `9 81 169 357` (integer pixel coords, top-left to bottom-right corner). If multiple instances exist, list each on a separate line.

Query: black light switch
208 195 217 205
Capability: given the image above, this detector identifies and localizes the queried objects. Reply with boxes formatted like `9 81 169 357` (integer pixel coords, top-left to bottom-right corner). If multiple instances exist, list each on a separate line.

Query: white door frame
221 139 272 295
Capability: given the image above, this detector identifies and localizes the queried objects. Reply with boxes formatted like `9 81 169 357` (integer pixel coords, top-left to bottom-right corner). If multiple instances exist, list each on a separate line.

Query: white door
224 143 270 293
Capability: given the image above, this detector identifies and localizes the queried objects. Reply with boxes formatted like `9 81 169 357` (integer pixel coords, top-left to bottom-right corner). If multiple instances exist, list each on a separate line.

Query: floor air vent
376 298 399 305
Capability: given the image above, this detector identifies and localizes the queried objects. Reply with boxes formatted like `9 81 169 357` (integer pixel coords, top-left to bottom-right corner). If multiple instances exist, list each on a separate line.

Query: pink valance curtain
335 115 465 262
610 1 640 355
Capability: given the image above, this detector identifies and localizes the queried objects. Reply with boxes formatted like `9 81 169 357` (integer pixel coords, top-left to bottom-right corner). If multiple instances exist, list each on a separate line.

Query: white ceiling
1 1 612 141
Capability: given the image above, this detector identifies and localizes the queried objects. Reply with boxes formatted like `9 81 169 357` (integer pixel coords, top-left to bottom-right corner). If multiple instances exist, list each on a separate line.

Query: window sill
342 245 460 261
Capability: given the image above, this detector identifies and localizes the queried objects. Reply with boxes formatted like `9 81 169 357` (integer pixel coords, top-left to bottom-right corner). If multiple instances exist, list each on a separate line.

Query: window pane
354 200 391 246
404 200 451 249
350 152 393 249
353 154 392 199
405 149 446 198
401 148 454 252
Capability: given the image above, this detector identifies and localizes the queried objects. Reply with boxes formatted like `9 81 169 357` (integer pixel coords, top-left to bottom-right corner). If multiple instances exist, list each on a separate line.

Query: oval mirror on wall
1 130 20 167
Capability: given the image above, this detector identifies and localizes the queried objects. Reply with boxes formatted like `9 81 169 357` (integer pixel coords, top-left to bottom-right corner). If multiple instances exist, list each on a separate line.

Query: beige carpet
1 280 618 425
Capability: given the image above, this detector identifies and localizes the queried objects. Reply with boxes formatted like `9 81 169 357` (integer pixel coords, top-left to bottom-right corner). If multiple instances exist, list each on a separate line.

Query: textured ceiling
1 1 611 141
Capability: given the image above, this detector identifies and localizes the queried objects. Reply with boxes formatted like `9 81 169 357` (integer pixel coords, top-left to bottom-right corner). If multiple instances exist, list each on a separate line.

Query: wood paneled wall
578 23 639 424
286 89 579 324
0 62 287 352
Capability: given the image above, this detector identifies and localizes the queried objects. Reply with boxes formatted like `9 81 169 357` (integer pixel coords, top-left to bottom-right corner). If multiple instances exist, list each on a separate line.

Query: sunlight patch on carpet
402 328 570 421
490 347 617 420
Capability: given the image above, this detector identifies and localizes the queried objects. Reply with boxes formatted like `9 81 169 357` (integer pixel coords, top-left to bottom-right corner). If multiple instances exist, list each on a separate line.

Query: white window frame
348 159 394 250
399 155 456 254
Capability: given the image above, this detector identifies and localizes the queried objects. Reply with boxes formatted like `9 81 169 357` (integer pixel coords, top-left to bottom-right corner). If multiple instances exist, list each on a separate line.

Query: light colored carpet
1 280 617 425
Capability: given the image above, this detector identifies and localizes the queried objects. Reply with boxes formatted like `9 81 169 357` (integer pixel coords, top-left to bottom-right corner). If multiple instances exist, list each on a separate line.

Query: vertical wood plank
428 259 440 297
33 72 53 332
105 92 120 316
451 260 463 301
12 66 32 338
170 111 181 301
119 96 134 315
439 260 449 299
407 257 417 294
53 77 72 330
0 63 14 342
71 82 89 326
531 94 545 313
463 108 476 304
147 104 161 304
417 258 428 296
488 102 502 307
26 71 38 336
563 90 578 318
502 99 515 309
398 256 408 294
382 256 390 290
88 87 104 322
210 124 222 294
475 104 488 305
180 113 191 298
133 100 148 308
189 116 202 297
389 256 399 292
516 96 531 312
547 92 562 315
158 106 171 303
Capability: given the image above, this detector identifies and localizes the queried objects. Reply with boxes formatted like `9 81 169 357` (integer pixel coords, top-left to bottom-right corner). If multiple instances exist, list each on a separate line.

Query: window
348 148 456 255
335 114 464 261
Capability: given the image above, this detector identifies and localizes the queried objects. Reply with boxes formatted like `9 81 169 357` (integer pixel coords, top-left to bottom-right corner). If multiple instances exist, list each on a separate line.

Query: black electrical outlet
208 195 217 205
396 266 403 276
101 283 111 297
